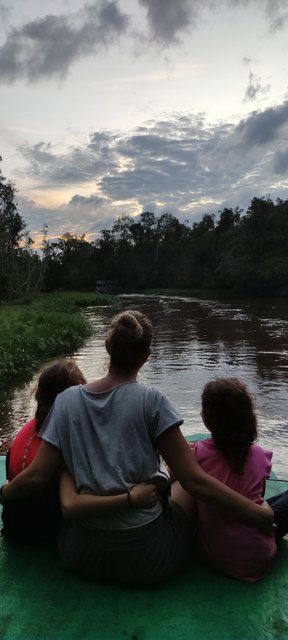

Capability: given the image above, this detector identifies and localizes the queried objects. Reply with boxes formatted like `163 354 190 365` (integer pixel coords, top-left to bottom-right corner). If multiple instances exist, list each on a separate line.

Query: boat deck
1 441 288 640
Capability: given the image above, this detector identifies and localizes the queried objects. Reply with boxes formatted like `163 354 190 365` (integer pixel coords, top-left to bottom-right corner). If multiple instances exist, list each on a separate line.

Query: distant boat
95 280 121 294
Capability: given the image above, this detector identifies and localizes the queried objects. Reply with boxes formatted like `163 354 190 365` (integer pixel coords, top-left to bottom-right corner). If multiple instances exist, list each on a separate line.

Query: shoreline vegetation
0 291 115 388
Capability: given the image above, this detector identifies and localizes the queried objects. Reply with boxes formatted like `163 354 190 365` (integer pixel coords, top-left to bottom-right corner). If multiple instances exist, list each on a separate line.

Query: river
1 295 288 478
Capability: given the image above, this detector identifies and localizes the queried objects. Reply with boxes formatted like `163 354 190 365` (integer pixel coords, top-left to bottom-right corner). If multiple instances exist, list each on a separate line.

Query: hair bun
106 309 153 373
116 311 143 339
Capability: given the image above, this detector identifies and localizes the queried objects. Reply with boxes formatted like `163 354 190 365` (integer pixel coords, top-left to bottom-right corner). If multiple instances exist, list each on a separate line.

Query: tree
0 158 28 299
0 158 26 249
43 233 94 290
216 208 241 235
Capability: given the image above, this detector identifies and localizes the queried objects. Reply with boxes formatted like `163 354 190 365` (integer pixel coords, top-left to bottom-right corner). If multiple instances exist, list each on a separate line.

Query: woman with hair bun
1 310 274 585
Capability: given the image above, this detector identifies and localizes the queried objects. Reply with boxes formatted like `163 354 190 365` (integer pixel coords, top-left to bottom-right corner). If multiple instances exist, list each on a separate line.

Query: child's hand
129 482 159 509
257 500 276 536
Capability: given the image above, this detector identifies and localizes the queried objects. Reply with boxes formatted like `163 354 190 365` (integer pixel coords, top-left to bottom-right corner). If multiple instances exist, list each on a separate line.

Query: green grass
0 291 116 387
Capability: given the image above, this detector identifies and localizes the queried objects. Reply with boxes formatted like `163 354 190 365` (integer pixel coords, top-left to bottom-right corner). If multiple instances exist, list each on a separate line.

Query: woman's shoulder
137 382 162 395
58 384 84 400
51 384 83 413
137 384 176 408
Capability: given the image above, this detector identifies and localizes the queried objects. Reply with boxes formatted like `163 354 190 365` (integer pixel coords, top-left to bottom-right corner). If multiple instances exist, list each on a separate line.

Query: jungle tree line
0 159 45 301
1 159 288 299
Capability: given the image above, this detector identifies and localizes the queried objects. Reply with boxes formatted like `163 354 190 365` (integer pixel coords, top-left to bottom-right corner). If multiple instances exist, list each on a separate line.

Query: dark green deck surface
1 441 288 640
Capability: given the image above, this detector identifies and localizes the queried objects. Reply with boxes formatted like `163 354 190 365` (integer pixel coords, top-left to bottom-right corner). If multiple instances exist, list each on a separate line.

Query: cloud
18 99 288 239
69 193 106 208
0 1 129 83
139 0 288 45
20 133 118 186
242 56 254 66
230 0 288 32
243 71 270 102
0 0 287 84
18 193 118 242
256 0 288 32
236 101 288 145
138 0 204 44
273 148 288 174
0 2 9 23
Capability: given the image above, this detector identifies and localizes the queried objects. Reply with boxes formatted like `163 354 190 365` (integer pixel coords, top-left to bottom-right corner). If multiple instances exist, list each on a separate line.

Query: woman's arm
1 441 62 501
157 427 274 535
60 468 159 520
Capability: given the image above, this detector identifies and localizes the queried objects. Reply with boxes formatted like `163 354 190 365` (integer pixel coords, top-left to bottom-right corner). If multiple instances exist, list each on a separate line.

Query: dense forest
1 158 288 300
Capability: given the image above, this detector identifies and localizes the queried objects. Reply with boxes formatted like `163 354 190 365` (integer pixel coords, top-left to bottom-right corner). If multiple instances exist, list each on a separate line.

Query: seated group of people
0 309 287 586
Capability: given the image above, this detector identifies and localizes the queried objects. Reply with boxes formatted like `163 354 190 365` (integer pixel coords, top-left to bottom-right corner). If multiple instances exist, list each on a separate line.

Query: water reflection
0 378 36 448
1 296 288 478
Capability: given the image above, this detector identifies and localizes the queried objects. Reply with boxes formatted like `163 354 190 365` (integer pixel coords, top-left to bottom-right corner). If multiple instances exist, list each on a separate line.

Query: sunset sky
1 0 288 243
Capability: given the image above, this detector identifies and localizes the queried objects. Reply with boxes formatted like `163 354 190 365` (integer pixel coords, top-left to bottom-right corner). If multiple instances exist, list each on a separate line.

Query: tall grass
0 291 115 387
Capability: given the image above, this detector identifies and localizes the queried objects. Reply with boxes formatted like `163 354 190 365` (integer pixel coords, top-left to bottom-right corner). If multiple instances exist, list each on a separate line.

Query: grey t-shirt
40 381 183 529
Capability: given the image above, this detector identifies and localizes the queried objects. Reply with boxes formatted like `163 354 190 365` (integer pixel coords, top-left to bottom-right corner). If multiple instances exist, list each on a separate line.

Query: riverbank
142 288 200 297
141 287 288 299
0 291 116 387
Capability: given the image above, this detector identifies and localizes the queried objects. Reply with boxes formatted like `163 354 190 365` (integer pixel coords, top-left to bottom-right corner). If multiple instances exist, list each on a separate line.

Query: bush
0 291 116 386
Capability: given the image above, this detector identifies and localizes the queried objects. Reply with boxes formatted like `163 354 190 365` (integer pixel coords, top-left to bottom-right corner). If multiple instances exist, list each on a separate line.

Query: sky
1 0 288 245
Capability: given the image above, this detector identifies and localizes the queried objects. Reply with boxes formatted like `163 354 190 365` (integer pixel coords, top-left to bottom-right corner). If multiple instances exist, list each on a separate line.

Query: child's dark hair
201 377 258 474
106 309 153 374
35 359 86 429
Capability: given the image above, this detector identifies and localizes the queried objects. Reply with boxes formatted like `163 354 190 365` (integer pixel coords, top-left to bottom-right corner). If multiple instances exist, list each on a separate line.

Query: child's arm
1 441 62 500
59 468 159 520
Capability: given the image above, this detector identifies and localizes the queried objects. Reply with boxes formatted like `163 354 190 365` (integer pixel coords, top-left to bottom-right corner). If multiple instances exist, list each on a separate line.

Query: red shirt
8 418 42 479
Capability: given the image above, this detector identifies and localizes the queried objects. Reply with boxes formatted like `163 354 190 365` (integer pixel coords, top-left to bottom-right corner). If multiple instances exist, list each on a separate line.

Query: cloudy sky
1 0 288 244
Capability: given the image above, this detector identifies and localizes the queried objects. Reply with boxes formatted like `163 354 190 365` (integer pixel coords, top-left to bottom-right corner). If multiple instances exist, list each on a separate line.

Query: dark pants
267 490 288 545
58 503 193 586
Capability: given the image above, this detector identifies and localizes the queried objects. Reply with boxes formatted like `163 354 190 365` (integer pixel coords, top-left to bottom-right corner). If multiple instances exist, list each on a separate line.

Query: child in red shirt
2 358 86 543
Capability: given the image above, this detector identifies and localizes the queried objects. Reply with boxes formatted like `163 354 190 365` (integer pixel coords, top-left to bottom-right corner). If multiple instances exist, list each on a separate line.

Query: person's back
194 438 276 581
2 359 85 544
40 310 194 584
194 378 277 581
8 418 41 479
3 417 61 543
43 380 173 530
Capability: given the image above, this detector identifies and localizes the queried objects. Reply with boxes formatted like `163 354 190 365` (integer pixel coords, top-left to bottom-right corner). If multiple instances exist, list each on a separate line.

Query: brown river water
0 295 288 478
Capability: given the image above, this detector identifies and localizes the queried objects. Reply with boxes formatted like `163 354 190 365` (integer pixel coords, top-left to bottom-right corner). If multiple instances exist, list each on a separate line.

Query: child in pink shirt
193 377 277 582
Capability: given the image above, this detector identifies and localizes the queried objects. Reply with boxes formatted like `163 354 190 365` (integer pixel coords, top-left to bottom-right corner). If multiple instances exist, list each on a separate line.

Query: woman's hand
129 482 159 509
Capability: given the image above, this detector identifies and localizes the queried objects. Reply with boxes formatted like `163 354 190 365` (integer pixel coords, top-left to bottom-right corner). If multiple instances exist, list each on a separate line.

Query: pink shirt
193 438 277 582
